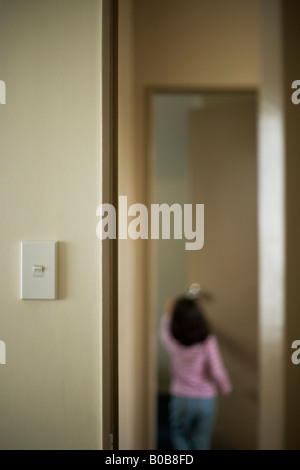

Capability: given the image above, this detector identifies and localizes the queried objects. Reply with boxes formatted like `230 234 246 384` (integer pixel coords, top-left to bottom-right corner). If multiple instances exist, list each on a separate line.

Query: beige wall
0 0 102 449
134 0 260 88
118 0 260 449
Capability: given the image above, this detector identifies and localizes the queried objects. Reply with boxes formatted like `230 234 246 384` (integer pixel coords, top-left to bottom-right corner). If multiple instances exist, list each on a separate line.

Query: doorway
148 90 259 450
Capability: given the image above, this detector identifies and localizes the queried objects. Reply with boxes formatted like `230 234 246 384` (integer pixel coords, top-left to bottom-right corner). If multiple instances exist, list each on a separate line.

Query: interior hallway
118 0 300 450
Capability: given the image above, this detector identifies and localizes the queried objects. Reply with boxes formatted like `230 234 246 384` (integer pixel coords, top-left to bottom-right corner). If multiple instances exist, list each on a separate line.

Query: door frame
101 0 119 450
146 86 259 450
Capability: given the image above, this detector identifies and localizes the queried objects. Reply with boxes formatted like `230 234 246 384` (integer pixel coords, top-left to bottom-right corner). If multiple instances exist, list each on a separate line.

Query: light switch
21 242 57 300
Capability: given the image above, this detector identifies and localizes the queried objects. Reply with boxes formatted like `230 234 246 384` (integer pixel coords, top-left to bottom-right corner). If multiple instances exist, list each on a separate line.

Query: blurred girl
160 291 232 450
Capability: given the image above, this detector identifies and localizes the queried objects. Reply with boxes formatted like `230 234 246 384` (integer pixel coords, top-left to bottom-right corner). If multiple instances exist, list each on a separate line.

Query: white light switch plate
21 242 57 300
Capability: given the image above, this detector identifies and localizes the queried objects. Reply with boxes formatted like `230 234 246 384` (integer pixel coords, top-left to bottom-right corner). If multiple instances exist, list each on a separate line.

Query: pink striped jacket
160 314 232 398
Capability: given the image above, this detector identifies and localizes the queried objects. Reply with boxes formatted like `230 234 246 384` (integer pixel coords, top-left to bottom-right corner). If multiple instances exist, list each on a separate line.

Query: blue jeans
169 395 217 450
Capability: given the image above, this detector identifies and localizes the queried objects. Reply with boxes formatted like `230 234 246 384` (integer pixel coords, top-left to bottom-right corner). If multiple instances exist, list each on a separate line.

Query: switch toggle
32 265 46 277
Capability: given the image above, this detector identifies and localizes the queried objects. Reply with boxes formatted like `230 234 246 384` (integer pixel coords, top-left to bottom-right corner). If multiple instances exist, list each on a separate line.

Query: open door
188 99 258 449
150 92 258 450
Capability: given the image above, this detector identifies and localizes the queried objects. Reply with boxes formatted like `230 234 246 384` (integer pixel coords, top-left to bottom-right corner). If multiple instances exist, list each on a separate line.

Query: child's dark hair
170 297 211 346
